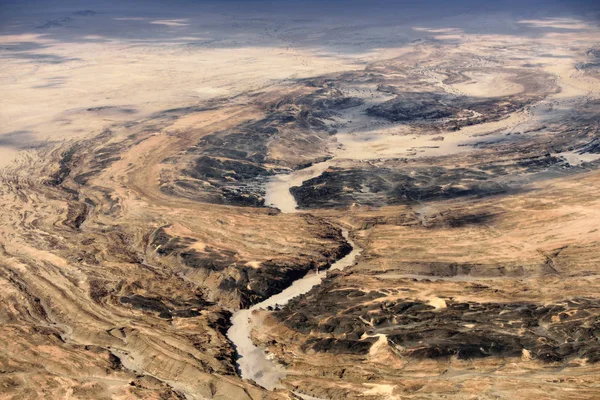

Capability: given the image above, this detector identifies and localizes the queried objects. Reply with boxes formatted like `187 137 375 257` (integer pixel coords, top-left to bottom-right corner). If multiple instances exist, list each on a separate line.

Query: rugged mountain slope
0 99 350 399
1 5 600 400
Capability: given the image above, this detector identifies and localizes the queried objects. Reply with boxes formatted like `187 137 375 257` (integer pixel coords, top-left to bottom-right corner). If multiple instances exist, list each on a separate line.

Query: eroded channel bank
227 228 360 389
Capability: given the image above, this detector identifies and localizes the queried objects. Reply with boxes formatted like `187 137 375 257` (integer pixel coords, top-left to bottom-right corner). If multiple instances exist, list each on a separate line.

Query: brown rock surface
2 3 600 399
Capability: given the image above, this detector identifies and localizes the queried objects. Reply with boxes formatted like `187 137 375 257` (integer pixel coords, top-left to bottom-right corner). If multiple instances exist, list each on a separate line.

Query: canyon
1 2 600 399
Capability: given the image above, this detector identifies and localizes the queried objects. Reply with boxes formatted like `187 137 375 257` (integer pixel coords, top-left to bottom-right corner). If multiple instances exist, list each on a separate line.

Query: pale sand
451 71 524 98
0 147 21 169
0 22 368 168
363 384 400 400
264 160 334 213
558 151 600 166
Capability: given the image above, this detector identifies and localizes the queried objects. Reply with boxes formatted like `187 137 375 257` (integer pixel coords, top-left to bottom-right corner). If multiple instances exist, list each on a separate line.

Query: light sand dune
451 72 524 97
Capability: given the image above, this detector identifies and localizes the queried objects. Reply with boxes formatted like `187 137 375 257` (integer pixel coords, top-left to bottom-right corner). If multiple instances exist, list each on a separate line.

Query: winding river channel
225 88 380 390
226 163 361 389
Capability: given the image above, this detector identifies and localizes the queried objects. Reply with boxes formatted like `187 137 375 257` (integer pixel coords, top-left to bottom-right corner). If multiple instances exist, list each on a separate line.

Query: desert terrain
1 1 600 399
